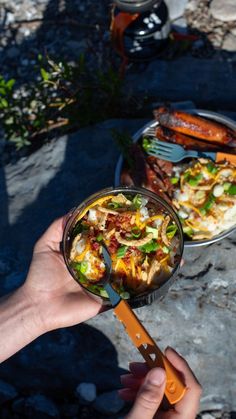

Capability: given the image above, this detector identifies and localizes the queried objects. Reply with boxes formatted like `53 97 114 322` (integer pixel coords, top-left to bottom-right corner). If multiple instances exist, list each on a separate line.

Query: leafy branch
0 54 124 150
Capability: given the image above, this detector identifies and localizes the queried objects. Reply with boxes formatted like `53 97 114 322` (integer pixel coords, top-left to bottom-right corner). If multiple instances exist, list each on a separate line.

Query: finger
126 368 166 419
35 217 64 252
120 374 143 390
129 362 149 377
118 388 137 401
49 290 103 330
165 347 201 387
165 347 202 419
62 211 73 229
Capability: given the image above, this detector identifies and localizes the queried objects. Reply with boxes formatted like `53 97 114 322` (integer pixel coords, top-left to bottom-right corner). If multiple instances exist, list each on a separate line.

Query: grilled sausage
155 125 219 151
154 107 236 147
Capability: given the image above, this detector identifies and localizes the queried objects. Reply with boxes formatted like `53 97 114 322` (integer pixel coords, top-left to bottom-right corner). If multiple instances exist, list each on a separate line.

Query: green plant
0 73 48 149
0 54 125 150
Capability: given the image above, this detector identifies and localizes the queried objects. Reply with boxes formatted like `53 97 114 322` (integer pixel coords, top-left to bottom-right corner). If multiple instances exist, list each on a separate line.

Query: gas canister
111 0 170 60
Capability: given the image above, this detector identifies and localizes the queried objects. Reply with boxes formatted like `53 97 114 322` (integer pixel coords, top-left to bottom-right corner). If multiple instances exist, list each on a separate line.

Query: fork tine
147 151 173 161
144 127 156 136
149 140 173 150
148 145 171 155
149 150 171 158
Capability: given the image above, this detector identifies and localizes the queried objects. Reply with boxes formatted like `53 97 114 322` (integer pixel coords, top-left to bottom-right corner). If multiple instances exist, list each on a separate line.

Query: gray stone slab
165 0 188 20
210 0 236 22
126 57 236 109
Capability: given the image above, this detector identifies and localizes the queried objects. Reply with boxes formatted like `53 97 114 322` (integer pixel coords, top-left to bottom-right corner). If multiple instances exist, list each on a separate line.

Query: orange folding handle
114 300 187 405
216 152 236 165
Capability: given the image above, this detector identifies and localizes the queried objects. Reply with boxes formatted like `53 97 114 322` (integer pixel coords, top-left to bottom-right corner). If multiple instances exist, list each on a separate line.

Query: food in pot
117 108 236 241
171 159 236 240
68 192 181 299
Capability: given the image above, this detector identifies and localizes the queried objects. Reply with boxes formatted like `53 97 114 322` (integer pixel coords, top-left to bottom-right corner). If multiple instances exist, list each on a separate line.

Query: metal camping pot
62 186 184 308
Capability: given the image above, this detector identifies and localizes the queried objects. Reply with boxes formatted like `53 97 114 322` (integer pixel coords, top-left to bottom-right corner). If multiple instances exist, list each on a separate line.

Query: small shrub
0 54 124 150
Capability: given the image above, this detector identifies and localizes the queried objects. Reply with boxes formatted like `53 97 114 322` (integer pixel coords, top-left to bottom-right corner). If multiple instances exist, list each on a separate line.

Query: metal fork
145 138 216 162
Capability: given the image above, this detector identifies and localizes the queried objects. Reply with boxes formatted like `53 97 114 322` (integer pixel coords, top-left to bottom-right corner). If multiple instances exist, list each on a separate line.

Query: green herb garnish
72 221 89 238
223 182 231 191
206 162 218 174
117 245 128 258
170 177 179 185
142 137 152 152
96 233 103 242
131 227 141 238
80 261 88 274
146 226 158 239
78 273 87 284
227 184 236 195
187 173 203 187
100 289 109 298
73 262 82 272
139 240 159 253
166 224 178 239
88 284 102 294
162 245 170 254
184 171 190 180
202 194 215 212
183 226 194 237
120 291 130 299
132 194 142 209
108 202 120 209
73 261 88 275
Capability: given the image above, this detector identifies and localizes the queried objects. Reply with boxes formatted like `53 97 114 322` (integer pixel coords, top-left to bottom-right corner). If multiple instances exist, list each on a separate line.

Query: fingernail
147 368 166 386
165 346 182 356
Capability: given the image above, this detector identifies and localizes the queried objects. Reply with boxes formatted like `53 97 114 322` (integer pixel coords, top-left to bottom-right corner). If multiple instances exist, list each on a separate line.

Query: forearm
0 286 44 363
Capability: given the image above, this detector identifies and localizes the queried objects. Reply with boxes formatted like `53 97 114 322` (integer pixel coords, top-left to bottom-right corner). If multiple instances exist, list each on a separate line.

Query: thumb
126 368 166 419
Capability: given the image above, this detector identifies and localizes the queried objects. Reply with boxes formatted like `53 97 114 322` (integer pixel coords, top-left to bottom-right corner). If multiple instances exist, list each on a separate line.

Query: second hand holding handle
114 299 186 405
101 246 186 405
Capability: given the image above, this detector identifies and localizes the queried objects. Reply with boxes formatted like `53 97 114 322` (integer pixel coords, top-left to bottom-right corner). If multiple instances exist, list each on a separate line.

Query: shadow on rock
0 323 126 397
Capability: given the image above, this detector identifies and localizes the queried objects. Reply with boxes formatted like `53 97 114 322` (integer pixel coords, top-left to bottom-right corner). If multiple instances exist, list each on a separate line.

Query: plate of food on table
114 107 236 247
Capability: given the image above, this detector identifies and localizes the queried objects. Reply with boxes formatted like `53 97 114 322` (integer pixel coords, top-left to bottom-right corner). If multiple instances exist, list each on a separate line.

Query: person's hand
0 216 104 363
119 347 202 419
22 217 103 334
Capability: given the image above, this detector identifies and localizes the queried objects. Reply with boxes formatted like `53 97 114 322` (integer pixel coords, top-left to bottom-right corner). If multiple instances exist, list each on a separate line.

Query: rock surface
210 0 236 22
222 33 236 52
76 382 97 403
126 57 236 109
0 379 18 404
94 390 125 415
25 394 59 417
165 0 189 20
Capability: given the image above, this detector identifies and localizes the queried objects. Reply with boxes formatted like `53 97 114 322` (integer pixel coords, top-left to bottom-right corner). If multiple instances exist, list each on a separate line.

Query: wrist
17 283 49 337
0 285 47 363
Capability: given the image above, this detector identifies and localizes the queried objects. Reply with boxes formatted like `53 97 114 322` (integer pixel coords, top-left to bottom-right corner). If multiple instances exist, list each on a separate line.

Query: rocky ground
0 0 236 83
0 0 236 418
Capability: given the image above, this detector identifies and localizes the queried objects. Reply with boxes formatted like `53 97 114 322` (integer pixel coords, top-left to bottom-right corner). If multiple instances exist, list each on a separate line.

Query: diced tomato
156 249 165 259
91 241 100 251
108 236 119 254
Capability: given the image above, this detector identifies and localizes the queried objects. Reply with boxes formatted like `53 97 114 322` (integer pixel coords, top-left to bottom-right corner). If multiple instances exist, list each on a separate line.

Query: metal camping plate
114 109 236 248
